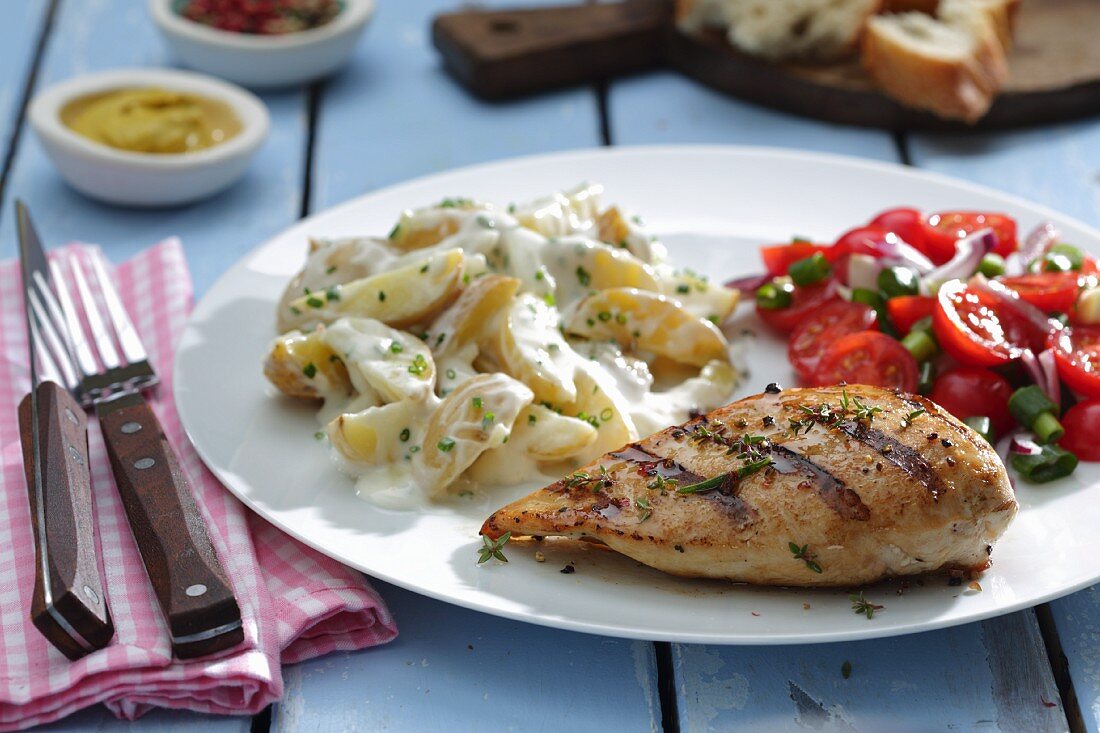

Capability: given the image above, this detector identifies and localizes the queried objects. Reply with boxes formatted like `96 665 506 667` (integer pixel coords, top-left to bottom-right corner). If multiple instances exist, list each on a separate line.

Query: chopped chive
755 280 794 310
400 428 411 442
302 362 317 379
437 437 456 452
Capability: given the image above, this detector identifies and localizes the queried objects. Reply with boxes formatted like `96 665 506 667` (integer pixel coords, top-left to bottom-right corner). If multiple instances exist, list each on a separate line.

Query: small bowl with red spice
149 0 375 88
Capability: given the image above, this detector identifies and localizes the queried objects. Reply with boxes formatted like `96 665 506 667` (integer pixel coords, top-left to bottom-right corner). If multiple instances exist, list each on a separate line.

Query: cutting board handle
432 1 669 100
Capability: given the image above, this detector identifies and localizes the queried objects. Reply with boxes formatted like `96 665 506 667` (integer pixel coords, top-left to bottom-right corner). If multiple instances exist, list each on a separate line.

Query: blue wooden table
4 1 1100 731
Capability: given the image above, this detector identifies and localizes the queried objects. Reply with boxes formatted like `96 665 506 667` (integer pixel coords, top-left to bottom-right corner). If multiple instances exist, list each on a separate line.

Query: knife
16 201 114 660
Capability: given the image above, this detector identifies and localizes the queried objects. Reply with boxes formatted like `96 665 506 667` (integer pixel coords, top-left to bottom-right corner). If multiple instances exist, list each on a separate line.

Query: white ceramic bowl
29 68 269 207
148 0 375 88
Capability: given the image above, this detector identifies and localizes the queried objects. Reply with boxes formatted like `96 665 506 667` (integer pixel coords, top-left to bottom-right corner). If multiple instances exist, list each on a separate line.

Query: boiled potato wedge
264 328 351 399
322 318 435 403
328 401 414 464
427 274 520 356
413 373 533 496
565 288 728 367
494 293 577 405
288 249 465 330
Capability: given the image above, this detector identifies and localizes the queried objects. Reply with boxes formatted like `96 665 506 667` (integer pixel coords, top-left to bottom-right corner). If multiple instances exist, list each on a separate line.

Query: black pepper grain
674 544 685 553
560 564 575 574
763 416 775 427
875 462 883 471
941 439 953 448
764 382 783 394
927 433 939 441
946 457 957 467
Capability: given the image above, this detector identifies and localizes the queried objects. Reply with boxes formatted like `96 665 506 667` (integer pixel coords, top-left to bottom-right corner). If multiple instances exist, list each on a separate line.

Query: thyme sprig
564 466 613 492
477 532 511 564
796 389 883 435
789 542 823 574
849 591 883 619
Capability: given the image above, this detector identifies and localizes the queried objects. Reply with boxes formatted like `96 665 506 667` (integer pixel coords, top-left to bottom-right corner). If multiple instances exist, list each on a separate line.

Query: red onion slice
1006 222 1061 276
724 273 771 294
1010 432 1043 456
854 231 935 273
921 229 996 294
1038 347 1062 406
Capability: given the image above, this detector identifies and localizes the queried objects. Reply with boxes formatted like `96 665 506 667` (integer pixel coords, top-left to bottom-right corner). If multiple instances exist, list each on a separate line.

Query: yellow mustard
60 87 242 154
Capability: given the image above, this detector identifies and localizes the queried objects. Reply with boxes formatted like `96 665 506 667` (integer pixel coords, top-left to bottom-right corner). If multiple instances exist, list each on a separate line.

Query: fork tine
48 261 99 379
29 317 63 387
69 253 121 370
29 288 79 391
86 251 146 365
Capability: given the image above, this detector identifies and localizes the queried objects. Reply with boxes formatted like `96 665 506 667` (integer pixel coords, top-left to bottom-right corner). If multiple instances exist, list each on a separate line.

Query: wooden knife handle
18 382 113 660
432 0 669 99
97 392 243 659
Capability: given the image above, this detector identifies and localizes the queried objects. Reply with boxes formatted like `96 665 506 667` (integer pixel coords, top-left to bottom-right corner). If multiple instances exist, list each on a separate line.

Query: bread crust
862 11 1009 122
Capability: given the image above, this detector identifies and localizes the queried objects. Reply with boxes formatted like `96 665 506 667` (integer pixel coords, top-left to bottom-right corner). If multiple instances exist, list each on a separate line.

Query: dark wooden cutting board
432 0 1100 131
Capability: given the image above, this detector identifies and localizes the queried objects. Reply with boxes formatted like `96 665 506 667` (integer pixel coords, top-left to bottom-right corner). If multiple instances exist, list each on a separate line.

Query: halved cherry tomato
933 279 1047 366
760 242 834 276
833 226 886 259
788 301 877 382
812 331 919 392
929 367 1015 435
922 211 1019 263
870 207 928 255
1051 325 1100 399
1059 400 1100 461
756 281 839 333
999 272 1079 314
886 295 935 335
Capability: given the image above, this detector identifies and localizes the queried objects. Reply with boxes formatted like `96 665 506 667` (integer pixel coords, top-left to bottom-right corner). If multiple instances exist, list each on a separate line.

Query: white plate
176 146 1100 645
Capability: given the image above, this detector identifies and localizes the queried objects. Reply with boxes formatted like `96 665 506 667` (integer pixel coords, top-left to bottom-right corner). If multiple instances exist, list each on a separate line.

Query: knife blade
16 200 114 659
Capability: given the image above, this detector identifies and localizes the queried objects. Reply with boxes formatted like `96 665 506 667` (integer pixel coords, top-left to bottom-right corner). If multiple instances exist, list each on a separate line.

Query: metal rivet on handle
134 457 155 470
185 584 208 597
67 443 84 465
120 421 142 434
83 585 99 604
64 408 78 425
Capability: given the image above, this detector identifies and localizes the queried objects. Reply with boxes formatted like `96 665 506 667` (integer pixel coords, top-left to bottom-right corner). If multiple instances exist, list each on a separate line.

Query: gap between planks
0 0 59 224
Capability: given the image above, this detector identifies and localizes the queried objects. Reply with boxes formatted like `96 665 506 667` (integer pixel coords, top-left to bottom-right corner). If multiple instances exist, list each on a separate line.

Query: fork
35 247 243 659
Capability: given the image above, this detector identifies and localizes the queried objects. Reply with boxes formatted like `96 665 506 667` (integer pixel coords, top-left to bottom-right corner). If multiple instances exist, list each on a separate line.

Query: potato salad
264 184 741 508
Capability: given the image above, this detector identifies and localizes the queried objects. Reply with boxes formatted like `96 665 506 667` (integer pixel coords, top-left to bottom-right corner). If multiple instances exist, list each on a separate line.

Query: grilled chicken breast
482 385 1016 586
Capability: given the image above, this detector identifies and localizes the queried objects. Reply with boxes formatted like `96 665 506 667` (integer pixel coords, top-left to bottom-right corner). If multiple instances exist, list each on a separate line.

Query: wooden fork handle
432 0 669 99
98 392 243 659
18 382 114 660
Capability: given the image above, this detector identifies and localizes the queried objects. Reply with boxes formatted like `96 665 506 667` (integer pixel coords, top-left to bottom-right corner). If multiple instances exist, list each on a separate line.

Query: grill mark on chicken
835 420 948 500
703 473 759 529
609 443 705 485
770 445 871 521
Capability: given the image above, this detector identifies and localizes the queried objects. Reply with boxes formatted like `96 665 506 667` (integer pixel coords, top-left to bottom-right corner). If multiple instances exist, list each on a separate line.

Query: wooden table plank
308 0 603 208
672 613 1062 732
607 72 1067 732
0 1 306 730
274 2 661 732
910 120 1100 733
0 0 307 298
276 583 660 733
608 72 898 159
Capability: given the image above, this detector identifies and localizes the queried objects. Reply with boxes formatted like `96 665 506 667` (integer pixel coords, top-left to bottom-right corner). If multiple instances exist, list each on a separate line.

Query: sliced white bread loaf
862 1 1011 121
676 0 883 62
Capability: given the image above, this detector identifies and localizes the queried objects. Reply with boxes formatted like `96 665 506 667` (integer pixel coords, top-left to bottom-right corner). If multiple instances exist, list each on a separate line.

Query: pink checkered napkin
0 240 397 730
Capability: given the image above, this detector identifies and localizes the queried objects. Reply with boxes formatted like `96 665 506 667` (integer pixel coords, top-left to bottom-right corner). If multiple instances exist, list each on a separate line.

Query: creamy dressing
272 184 742 510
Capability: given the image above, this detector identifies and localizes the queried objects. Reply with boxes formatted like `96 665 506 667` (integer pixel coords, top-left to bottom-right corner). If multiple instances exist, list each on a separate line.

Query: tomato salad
730 208 1100 484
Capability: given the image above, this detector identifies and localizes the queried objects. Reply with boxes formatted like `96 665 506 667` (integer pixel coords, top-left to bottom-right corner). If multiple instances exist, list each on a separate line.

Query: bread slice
862 5 1009 122
676 0 884 62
